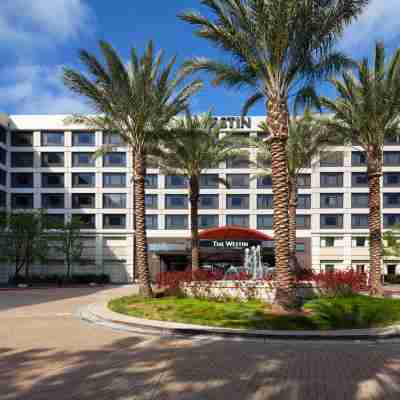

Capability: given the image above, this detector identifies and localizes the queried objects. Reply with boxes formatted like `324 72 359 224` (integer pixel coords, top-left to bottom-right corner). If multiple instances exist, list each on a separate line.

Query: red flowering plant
311 269 368 297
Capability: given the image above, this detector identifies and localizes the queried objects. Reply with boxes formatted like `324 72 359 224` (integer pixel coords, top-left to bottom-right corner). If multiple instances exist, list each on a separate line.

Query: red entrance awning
198 226 273 241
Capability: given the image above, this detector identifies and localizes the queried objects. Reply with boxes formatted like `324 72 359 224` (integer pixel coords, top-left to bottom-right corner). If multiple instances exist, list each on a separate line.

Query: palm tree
258 112 337 274
154 111 244 270
180 0 368 308
63 40 202 297
319 42 400 296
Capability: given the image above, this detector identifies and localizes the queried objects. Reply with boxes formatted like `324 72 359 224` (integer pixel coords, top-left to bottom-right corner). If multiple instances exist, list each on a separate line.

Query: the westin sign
213 116 252 129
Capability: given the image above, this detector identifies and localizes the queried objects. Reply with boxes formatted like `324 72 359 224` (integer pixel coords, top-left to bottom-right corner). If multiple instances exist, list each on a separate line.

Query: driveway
1 287 400 400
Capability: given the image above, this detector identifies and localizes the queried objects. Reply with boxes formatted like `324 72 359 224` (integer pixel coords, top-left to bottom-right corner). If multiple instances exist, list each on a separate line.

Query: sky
0 0 399 116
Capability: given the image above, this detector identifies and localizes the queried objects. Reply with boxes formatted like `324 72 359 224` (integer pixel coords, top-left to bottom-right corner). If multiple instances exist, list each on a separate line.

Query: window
226 215 249 227
0 191 6 208
103 152 126 167
384 193 400 208
387 264 397 275
200 174 219 188
72 152 95 167
72 132 95 146
11 193 33 209
356 264 366 274
296 215 311 229
103 193 126 209
72 194 96 209
297 174 311 188
321 237 336 247
11 131 33 147
226 153 250 168
72 173 95 188
384 214 400 228
298 194 311 209
199 215 219 229
0 148 6 165
72 214 96 229
41 152 64 167
145 215 158 230
325 264 335 273
103 214 126 229
41 132 64 146
352 193 369 208
257 175 272 188
103 132 124 146
42 194 65 209
0 126 6 144
257 194 273 209
352 172 368 187
352 214 369 228
103 173 126 188
165 215 188 230
384 152 400 166
145 194 158 209
320 193 343 208
199 194 219 209
165 194 188 209
226 174 249 188
44 214 65 228
11 173 33 188
227 194 249 209
11 152 33 167
165 175 187 188
296 243 306 253
352 151 367 166
0 169 6 186
257 154 271 168
42 173 64 188
353 237 368 247
384 173 400 187
145 174 158 188
385 135 400 145
320 151 343 167
320 214 343 229
257 215 273 229
320 173 343 187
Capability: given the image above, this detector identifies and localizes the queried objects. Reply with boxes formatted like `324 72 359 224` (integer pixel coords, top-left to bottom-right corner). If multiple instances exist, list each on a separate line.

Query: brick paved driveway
1 287 400 400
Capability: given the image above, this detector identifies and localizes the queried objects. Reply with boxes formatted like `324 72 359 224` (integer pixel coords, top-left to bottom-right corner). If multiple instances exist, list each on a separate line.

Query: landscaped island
109 295 400 331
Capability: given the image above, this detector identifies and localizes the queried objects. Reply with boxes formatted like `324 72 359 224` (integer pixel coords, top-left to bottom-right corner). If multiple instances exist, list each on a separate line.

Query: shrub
156 268 223 290
312 270 368 297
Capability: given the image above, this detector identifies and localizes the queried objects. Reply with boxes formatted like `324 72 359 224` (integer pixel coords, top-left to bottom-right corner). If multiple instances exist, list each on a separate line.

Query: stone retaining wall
182 280 320 302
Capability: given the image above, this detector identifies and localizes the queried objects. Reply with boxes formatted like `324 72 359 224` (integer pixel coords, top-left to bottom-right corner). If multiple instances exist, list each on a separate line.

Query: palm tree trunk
268 98 296 308
368 159 383 296
288 176 302 277
134 151 153 297
189 175 200 271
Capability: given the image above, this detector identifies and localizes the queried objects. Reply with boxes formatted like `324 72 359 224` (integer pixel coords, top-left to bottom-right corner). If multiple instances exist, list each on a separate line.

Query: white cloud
0 0 93 49
0 65 91 114
342 0 400 50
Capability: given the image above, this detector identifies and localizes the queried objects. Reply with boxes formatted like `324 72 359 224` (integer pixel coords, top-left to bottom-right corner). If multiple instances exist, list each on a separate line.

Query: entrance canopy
199 226 273 242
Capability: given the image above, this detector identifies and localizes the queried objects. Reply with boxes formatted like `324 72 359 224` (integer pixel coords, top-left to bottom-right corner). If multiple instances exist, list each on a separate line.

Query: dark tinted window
145 194 158 209
72 194 96 209
41 152 64 167
226 174 249 188
11 193 33 209
11 131 33 147
199 194 219 209
72 214 96 229
352 193 369 208
0 191 6 208
103 173 126 187
352 151 367 166
41 132 64 146
384 214 400 228
200 174 219 188
352 172 368 187
103 132 124 146
199 215 219 229
72 173 95 187
384 173 400 187
72 132 95 146
257 215 273 229
227 194 249 209
352 214 369 228
11 152 33 167
320 214 343 229
145 215 158 230
42 194 65 209
384 193 400 208
320 193 343 208
320 151 343 167
0 169 6 186
11 173 33 188
298 194 311 209
226 154 250 168
297 174 311 188
0 148 6 165
320 173 343 187
257 194 273 209
384 152 400 166
165 195 188 209
145 174 158 188
257 176 272 188
42 173 64 188
165 175 187 188
103 152 126 167
165 215 188 229
103 214 126 228
103 193 126 209
296 215 311 229
72 152 95 167
226 215 249 227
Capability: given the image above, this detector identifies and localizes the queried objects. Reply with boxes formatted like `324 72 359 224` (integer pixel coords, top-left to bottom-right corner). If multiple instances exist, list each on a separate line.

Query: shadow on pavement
1 334 400 400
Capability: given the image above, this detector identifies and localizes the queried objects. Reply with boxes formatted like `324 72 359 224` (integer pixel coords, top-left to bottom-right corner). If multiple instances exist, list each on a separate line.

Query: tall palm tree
63 40 202 297
154 111 244 270
180 0 368 308
258 112 337 274
319 42 400 296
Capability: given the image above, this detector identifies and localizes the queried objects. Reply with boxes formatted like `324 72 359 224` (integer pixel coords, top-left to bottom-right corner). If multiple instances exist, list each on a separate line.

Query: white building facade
0 114 400 283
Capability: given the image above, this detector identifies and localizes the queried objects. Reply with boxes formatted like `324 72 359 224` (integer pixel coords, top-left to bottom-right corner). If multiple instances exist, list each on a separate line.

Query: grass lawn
109 295 400 331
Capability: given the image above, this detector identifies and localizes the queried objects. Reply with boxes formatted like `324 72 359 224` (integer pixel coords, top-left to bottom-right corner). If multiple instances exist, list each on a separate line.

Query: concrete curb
80 300 400 341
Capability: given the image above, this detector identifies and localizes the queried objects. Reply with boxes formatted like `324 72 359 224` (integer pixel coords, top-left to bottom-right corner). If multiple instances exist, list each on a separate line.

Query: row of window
7 152 126 168
10 131 124 147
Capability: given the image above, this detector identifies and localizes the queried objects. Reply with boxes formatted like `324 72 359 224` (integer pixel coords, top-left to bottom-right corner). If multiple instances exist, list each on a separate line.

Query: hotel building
1 113 400 283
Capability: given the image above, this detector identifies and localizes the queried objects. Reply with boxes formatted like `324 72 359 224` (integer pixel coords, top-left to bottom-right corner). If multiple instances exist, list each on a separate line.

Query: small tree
0 211 48 283
52 220 83 278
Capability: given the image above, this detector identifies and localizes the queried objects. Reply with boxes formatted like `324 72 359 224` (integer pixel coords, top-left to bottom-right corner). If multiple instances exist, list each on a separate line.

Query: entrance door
387 264 397 275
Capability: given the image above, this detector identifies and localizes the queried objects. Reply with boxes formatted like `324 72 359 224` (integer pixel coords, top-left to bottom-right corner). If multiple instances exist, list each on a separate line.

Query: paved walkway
1 287 400 399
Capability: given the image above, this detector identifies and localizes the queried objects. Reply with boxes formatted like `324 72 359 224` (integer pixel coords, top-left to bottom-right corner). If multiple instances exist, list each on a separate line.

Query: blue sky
0 0 399 116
